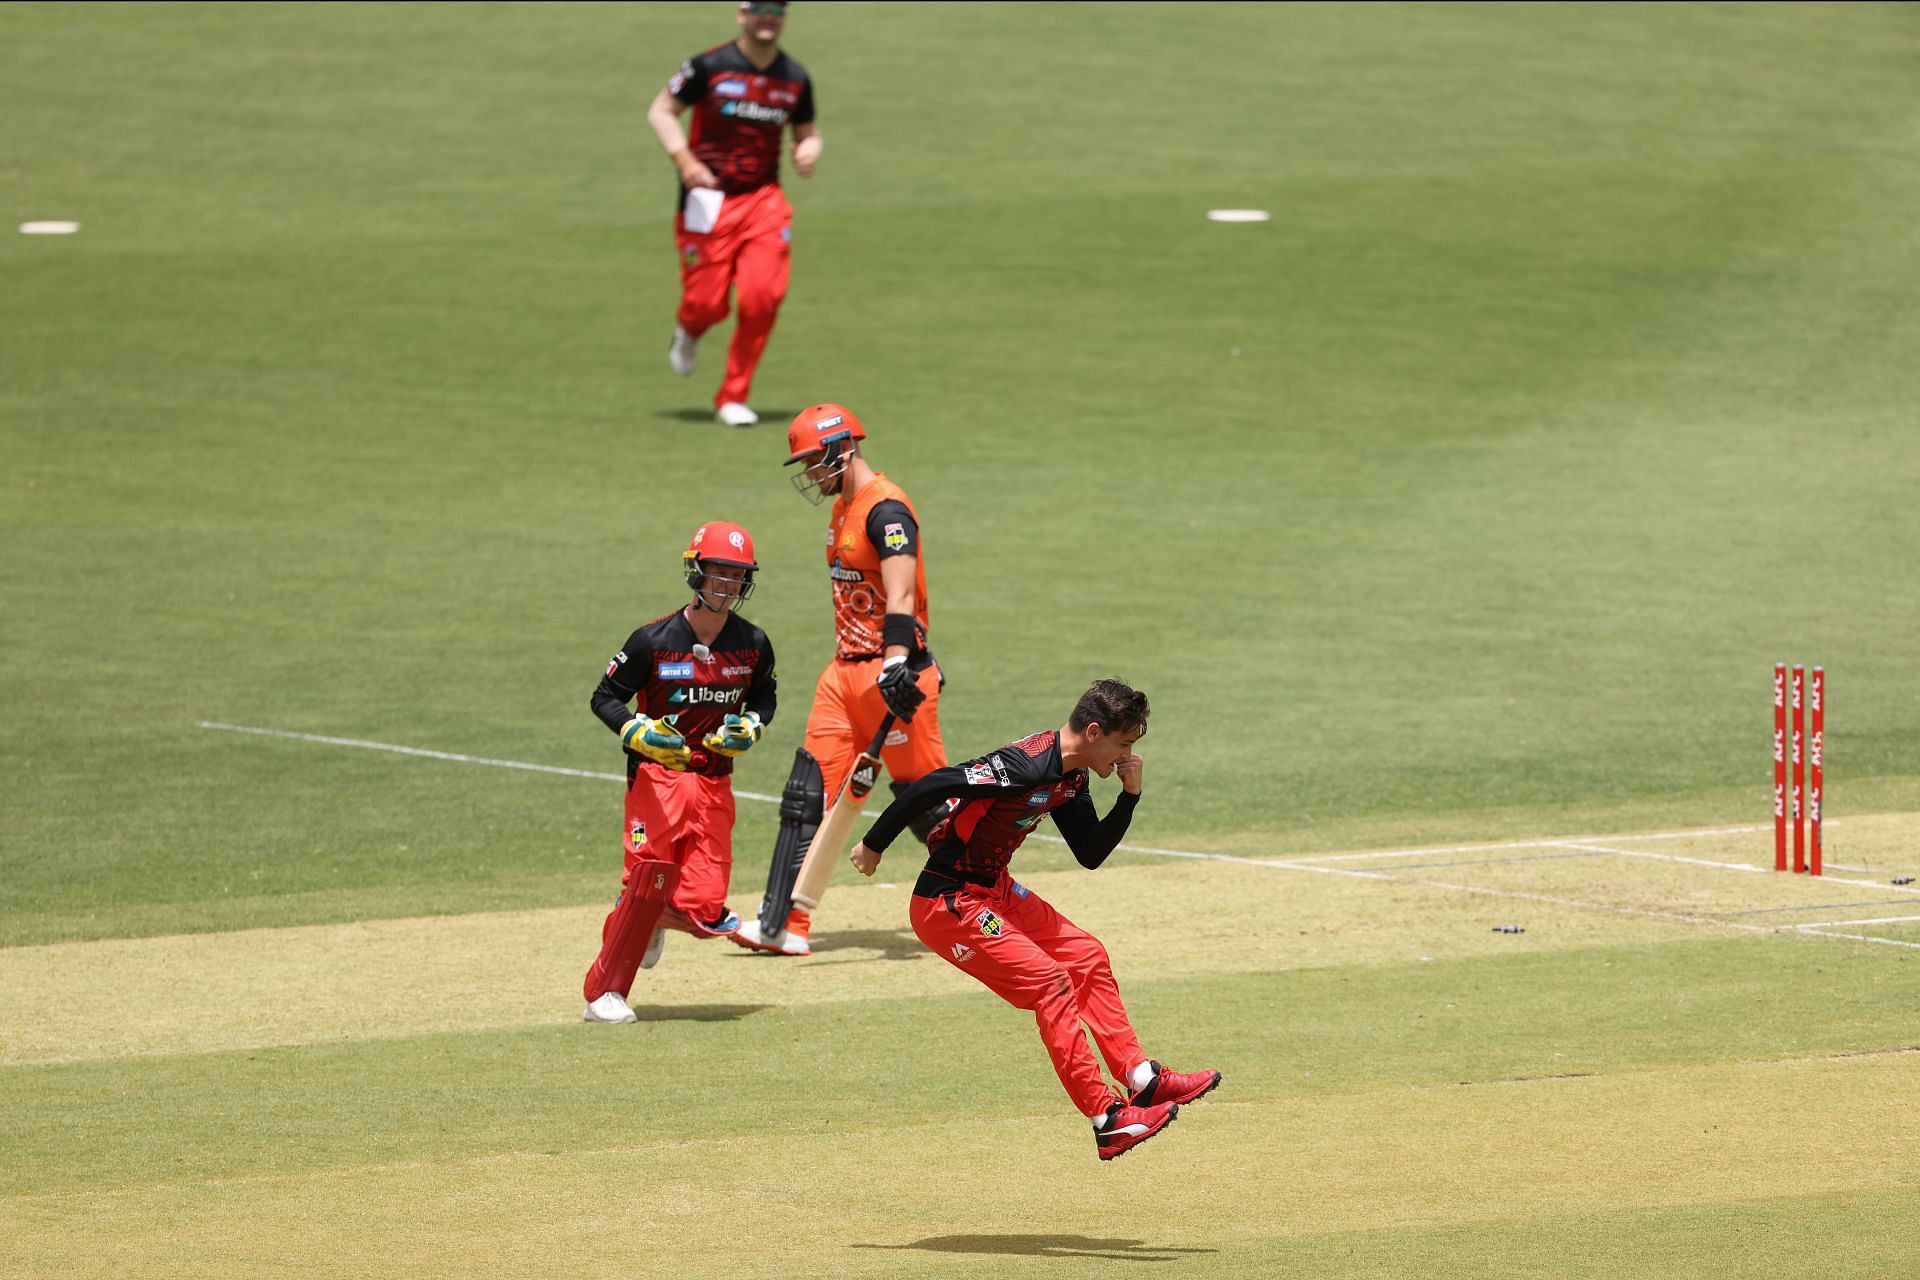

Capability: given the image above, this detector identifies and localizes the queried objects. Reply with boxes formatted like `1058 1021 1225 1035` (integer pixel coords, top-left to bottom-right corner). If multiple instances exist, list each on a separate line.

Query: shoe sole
1097 1103 1178 1162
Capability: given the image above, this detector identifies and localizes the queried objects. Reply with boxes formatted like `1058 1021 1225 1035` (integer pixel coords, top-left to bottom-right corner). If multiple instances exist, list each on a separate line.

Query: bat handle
865 713 897 756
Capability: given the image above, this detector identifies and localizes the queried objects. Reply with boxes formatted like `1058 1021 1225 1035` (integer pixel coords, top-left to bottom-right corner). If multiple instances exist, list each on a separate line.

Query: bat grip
865 714 897 757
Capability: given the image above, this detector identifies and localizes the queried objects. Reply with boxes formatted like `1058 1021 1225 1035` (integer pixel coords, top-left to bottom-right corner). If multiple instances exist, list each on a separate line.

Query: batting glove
875 655 927 722
702 711 763 758
620 714 691 771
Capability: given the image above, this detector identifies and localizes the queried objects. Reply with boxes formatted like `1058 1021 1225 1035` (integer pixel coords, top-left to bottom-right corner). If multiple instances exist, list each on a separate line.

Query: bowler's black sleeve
861 765 1005 854
1049 790 1140 870
591 624 654 735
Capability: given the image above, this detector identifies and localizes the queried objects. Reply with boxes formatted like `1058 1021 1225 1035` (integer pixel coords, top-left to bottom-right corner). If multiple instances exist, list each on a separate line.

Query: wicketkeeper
582 521 778 1023
733 403 946 957
849 679 1221 1160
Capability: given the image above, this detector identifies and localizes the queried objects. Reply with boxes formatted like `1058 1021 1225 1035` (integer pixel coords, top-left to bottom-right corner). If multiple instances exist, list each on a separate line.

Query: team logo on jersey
977 909 1003 938
657 661 696 680
629 821 647 848
964 761 996 786
607 651 627 677
728 530 746 550
883 522 907 551
713 77 749 98
950 942 974 962
683 245 699 266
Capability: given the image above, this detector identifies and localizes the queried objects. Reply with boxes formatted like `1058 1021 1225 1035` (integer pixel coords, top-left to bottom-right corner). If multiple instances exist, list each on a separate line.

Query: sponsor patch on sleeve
607 650 628 678
883 522 908 551
964 761 996 787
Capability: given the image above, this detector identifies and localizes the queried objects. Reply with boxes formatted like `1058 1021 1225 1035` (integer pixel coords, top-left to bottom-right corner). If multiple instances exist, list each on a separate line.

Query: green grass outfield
4 2 1919 1276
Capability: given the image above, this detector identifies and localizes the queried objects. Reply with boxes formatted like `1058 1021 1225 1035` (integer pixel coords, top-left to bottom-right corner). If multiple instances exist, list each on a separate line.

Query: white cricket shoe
668 326 699 376
640 926 667 970
583 991 639 1023
729 912 811 956
716 402 759 427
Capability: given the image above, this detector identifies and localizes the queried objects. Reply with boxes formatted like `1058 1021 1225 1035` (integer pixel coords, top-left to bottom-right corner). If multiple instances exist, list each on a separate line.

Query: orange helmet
682 521 757 610
786 404 866 504
784 403 866 463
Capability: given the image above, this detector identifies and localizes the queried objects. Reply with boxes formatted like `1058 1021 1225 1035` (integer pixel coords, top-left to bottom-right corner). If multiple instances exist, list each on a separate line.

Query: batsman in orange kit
733 403 947 957
849 680 1221 1161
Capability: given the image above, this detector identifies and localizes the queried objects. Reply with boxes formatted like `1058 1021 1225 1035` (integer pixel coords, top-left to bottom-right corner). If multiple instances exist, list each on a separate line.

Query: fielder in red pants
646 1 820 427
581 521 779 1024
850 680 1221 1160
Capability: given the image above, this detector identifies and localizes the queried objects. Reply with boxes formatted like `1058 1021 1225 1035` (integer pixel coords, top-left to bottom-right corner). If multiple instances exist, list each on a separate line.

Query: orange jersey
826 474 930 660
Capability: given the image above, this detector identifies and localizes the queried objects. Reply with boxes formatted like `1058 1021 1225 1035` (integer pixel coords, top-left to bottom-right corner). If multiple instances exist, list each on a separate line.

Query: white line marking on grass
1549 842 1769 872
196 722 782 803
1795 929 1920 951
1793 914 1920 930
192 722 1912 943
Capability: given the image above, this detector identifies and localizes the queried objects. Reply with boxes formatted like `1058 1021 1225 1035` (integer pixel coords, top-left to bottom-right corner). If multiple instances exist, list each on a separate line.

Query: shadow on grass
653 406 800 425
630 1003 770 1023
720 927 927 963
855 1235 1215 1263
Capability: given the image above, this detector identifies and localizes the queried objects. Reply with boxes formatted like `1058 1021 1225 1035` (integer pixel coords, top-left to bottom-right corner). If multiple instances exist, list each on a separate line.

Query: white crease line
191 723 1903 925
1793 913 1920 930
1549 842 1769 873
197 721 782 803
1796 929 1920 951
1277 825 1769 865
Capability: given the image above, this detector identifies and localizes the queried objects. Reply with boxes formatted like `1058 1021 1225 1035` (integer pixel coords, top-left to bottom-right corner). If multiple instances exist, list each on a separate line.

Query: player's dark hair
1069 679 1149 736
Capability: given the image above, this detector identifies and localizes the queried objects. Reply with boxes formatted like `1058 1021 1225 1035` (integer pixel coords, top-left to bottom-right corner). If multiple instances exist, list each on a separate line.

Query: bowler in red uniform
850 680 1221 1160
647 0 820 427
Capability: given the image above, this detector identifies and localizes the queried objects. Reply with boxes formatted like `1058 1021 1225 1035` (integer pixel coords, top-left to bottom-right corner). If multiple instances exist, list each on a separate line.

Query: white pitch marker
1206 209 1270 223
20 221 81 235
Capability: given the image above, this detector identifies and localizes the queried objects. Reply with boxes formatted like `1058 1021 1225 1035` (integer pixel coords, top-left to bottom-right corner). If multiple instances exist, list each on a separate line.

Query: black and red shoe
1129 1061 1222 1108
1094 1099 1178 1162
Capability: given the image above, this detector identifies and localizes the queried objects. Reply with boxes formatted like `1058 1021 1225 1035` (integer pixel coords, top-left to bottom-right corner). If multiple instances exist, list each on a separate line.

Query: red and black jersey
668 42 815 200
863 729 1141 896
592 608 777 778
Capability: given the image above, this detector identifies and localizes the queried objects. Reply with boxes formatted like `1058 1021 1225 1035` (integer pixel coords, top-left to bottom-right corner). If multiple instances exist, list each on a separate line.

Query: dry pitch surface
5 817 1919 1277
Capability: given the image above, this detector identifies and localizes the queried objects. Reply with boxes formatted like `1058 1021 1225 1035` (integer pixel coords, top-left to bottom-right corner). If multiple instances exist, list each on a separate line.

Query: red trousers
583 764 737 1000
803 657 946 799
910 874 1146 1117
675 183 793 408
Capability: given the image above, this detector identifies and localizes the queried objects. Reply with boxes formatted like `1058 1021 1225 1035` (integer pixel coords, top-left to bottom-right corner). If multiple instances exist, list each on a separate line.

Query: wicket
1773 662 1824 875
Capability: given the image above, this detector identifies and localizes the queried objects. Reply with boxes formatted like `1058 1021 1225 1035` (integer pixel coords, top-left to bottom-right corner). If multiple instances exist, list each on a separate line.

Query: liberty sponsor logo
719 100 790 125
668 685 743 707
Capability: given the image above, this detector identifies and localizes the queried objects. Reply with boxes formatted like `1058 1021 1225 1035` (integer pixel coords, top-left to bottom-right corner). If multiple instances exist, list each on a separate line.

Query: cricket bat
790 714 896 912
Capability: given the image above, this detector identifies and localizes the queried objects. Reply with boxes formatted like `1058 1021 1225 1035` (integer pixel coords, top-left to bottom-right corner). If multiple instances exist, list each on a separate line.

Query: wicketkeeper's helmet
683 520 758 609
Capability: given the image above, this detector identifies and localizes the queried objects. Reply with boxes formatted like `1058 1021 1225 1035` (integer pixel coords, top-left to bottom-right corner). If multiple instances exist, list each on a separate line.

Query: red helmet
683 521 757 610
784 403 866 464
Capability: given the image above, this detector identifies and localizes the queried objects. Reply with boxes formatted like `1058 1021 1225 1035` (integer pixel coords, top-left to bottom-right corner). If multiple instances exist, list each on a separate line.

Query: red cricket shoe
1129 1061 1222 1108
1094 1099 1178 1162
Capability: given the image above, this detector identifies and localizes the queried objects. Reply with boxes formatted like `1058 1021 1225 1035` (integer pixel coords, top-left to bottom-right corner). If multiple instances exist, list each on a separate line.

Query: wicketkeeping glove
702 711 763 758
875 656 927 722
620 714 691 771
